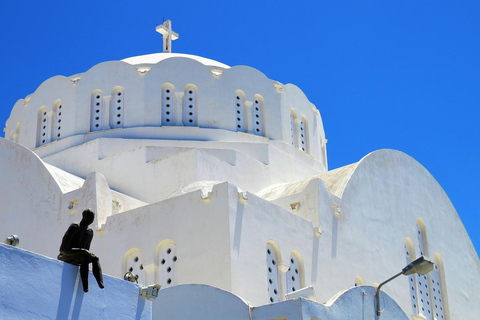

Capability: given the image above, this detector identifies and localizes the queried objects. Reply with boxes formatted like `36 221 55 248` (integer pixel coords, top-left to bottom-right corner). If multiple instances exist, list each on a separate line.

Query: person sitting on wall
58 209 104 292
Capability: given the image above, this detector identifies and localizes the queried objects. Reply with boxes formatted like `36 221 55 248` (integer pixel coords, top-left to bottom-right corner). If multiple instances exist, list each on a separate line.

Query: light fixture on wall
375 256 434 316
140 284 162 300
4 235 19 247
124 272 138 283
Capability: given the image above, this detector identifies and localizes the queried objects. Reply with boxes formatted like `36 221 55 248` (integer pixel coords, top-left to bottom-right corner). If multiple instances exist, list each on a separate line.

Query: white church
1 21 478 319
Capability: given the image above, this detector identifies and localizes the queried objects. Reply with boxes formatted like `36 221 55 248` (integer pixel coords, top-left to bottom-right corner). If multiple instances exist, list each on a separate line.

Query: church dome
4 51 327 169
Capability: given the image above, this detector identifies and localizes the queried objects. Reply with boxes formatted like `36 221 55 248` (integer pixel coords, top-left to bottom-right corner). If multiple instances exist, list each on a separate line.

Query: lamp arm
375 271 403 316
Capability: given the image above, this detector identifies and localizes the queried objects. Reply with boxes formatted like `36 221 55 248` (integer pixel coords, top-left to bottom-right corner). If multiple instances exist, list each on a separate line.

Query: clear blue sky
1 1 478 254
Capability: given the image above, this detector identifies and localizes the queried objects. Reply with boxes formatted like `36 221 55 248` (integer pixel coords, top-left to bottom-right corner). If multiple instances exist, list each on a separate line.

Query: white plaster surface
0 243 151 320
153 284 408 320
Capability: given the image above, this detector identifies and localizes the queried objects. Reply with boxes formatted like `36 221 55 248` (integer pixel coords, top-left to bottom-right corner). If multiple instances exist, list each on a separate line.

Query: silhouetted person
58 209 104 292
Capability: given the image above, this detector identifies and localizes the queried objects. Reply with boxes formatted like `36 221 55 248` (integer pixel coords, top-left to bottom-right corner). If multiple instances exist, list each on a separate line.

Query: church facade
1 24 478 319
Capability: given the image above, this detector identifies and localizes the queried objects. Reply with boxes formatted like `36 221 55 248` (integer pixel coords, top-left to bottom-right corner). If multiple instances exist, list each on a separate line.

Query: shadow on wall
56 263 84 320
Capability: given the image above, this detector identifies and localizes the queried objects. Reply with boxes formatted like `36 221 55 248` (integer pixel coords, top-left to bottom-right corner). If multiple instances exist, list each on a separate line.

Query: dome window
300 116 309 154
183 85 197 126
37 106 49 147
110 87 124 129
252 94 265 136
162 84 175 126
235 90 246 132
90 90 104 132
52 100 63 141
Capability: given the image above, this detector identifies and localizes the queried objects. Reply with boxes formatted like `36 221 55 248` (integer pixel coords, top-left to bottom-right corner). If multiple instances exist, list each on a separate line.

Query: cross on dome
156 20 179 53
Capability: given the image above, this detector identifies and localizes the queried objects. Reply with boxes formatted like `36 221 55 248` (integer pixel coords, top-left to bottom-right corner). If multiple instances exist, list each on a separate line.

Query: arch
252 94 265 136
110 86 124 129
90 90 104 131
405 237 420 316
37 106 49 147
266 241 282 303
162 83 175 125
156 240 177 289
286 250 304 293
183 84 198 126
52 100 63 141
123 248 146 285
300 115 309 153
234 90 247 132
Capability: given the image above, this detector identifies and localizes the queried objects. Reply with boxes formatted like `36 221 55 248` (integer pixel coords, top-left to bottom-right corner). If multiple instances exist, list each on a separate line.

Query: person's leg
92 256 104 289
80 261 89 292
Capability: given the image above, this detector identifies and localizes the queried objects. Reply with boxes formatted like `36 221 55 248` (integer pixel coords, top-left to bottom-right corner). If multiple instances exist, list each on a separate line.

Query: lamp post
375 256 434 316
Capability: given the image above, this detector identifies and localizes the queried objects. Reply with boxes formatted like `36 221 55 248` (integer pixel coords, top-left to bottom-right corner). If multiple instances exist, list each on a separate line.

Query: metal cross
156 20 179 53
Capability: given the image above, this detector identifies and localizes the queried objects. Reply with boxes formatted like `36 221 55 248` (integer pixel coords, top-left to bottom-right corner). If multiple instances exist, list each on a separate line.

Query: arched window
110 87 124 129
183 85 197 126
162 84 175 126
416 218 433 320
405 237 420 316
91 90 104 131
52 100 63 141
286 251 304 293
123 248 146 285
266 242 282 303
37 106 49 147
252 94 265 136
300 116 309 153
431 253 448 320
235 90 247 132
156 240 177 289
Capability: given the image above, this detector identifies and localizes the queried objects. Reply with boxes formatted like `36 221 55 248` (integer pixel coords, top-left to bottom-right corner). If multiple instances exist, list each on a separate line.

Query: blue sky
1 1 478 254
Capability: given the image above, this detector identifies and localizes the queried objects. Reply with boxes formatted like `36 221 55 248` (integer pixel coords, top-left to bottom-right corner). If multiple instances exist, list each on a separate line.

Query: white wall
0 244 151 320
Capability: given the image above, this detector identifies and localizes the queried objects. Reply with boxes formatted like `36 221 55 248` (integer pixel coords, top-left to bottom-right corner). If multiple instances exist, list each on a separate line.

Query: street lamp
375 256 434 316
